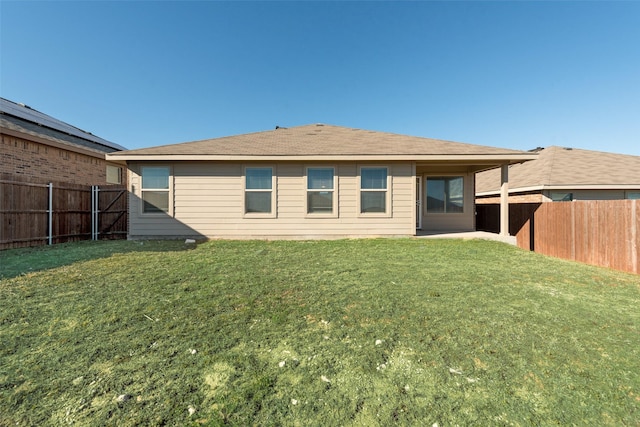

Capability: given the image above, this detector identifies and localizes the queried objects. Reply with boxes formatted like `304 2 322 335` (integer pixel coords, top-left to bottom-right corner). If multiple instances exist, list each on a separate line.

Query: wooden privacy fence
0 175 127 250
477 200 639 274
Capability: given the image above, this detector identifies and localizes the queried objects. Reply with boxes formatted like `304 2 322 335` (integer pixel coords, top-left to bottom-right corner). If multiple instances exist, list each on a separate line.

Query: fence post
48 182 53 245
91 185 100 241
632 200 638 274
571 202 576 261
96 186 100 240
91 186 95 241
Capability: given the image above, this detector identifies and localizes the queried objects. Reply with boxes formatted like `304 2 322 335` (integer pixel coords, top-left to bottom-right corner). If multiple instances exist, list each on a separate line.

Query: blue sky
1 1 639 155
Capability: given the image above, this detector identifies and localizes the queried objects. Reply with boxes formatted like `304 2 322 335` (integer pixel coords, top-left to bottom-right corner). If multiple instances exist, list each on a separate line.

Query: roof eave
1 126 109 159
106 153 538 162
541 184 640 190
476 186 545 196
477 184 640 196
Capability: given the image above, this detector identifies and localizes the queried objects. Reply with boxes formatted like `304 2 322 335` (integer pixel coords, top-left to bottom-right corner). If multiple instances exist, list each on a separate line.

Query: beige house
476 146 640 203
106 124 535 240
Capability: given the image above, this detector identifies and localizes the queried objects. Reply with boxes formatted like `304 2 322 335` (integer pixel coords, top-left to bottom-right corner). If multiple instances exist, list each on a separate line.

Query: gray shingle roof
109 124 529 158
476 146 640 193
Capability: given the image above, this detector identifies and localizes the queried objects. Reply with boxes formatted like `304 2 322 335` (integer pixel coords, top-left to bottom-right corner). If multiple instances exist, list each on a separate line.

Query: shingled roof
476 146 640 194
108 124 533 162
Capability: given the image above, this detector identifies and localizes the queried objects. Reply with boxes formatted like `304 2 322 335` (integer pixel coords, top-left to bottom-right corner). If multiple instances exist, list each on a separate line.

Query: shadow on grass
0 239 200 280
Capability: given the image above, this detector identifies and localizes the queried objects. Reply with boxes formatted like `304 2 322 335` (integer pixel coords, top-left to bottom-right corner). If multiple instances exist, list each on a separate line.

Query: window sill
306 214 339 219
243 212 277 219
425 211 466 215
358 212 392 218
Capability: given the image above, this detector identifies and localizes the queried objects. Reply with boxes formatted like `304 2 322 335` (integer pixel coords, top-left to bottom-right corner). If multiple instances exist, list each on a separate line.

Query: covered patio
415 163 517 237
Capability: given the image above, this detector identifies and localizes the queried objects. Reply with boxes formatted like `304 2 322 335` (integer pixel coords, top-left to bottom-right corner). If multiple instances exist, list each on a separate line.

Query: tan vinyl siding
128 161 414 239
127 166 194 236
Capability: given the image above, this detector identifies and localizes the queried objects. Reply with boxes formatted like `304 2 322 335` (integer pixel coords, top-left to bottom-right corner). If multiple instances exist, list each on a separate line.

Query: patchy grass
1 239 638 426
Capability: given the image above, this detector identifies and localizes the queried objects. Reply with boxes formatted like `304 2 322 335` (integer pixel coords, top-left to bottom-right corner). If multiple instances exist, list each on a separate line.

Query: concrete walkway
415 230 517 245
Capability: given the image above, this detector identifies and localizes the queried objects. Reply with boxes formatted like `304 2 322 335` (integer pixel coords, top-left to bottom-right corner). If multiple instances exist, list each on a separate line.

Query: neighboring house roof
476 146 640 195
0 97 126 154
107 124 535 165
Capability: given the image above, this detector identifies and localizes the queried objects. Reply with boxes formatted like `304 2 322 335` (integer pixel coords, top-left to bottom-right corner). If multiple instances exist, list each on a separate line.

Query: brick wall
1 133 123 186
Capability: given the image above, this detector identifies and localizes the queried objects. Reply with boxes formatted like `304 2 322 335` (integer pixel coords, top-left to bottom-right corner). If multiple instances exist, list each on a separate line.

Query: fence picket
477 200 640 274
0 174 127 249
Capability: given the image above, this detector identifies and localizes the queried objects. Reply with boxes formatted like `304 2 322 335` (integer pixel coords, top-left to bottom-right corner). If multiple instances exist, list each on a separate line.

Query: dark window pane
142 191 169 213
308 191 333 214
550 192 573 202
142 167 169 189
426 177 464 213
245 192 272 213
426 180 445 213
361 191 386 213
447 177 464 211
448 201 464 213
106 165 121 184
246 168 272 190
361 168 387 189
308 168 334 190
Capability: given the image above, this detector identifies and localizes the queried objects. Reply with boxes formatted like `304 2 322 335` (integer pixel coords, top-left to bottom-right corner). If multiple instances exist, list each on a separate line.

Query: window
426 177 464 213
360 167 388 214
106 165 122 184
245 167 273 214
550 192 573 202
307 167 335 215
626 192 640 200
141 166 170 214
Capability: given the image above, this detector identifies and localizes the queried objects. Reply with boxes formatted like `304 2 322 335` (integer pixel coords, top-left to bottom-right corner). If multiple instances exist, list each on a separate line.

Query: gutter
106 153 538 163
477 184 640 197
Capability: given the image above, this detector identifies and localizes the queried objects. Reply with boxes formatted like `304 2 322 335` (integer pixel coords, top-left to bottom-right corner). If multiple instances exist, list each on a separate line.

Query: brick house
1 97 126 185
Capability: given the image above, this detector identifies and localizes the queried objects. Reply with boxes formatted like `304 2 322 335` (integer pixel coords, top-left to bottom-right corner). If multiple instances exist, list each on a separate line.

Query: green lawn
1 239 639 426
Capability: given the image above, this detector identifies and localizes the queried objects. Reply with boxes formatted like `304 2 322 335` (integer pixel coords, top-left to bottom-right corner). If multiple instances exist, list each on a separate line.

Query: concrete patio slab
415 231 517 245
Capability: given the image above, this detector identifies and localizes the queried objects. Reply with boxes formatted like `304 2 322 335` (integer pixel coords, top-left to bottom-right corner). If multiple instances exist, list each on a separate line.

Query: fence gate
0 176 128 249
92 185 128 240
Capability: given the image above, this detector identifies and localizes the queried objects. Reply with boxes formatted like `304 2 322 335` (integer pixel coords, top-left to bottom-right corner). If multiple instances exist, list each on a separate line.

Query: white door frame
416 175 423 230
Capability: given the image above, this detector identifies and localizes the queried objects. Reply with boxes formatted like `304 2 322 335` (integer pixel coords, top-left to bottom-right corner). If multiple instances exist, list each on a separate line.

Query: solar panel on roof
0 98 126 151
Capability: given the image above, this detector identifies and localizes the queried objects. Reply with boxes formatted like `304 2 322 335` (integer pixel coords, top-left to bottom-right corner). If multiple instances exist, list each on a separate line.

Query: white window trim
139 165 173 216
243 165 277 218
424 174 466 215
305 165 338 218
357 165 392 218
